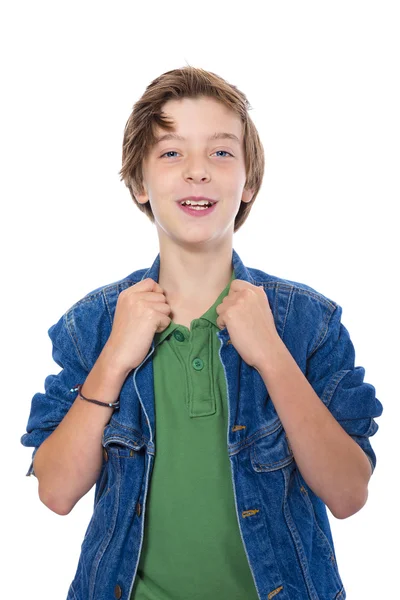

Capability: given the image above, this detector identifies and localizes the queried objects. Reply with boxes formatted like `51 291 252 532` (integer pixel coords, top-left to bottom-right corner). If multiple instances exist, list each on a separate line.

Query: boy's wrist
98 341 133 380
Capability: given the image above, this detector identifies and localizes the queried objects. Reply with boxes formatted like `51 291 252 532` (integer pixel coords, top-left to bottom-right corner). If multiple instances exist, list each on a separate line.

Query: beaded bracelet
70 384 120 410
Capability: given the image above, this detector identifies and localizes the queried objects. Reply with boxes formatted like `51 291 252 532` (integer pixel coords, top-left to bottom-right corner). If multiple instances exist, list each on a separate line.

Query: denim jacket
21 248 383 600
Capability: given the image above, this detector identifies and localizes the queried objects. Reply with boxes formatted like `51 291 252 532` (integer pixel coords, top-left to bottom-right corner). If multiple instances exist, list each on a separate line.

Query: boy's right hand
103 278 172 375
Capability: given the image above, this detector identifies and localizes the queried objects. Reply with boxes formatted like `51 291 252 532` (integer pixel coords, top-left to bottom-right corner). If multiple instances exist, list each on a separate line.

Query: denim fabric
21 248 383 600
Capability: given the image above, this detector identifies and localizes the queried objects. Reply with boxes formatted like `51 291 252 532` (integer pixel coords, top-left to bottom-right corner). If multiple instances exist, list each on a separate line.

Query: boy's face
136 96 254 246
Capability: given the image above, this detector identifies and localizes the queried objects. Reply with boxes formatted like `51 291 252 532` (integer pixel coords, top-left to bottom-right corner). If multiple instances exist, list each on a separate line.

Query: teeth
181 200 212 207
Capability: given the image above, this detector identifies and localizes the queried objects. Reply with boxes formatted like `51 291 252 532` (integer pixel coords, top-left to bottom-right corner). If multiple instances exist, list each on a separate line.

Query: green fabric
131 268 259 599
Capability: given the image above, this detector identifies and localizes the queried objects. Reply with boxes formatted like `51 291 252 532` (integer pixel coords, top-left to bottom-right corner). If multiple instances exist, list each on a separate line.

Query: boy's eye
160 150 233 158
160 151 179 158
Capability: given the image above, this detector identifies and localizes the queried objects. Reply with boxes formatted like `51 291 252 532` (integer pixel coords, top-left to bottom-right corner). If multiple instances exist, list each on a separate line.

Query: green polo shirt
130 269 259 599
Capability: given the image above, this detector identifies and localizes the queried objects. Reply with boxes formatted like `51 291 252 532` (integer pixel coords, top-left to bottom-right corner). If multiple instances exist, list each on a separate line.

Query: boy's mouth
177 201 217 217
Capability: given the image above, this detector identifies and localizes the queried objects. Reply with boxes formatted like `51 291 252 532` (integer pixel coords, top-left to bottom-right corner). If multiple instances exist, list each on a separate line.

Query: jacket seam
102 288 113 325
64 310 90 372
277 284 294 336
307 303 338 360
320 368 350 407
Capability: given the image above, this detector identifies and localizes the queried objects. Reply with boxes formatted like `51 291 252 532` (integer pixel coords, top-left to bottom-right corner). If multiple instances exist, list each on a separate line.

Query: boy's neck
157 242 234 306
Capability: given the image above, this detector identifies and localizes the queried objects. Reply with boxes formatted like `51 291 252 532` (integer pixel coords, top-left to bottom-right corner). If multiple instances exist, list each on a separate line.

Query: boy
21 66 383 600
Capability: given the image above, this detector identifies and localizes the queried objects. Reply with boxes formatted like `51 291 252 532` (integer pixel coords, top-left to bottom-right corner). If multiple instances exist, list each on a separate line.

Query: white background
2 1 399 598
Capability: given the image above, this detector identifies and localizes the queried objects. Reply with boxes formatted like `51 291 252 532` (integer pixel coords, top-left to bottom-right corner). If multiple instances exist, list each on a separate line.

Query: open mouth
177 201 217 217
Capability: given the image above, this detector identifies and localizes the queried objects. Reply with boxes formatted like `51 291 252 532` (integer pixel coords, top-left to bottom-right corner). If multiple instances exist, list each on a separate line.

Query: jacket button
136 502 141 517
114 583 122 598
103 448 108 462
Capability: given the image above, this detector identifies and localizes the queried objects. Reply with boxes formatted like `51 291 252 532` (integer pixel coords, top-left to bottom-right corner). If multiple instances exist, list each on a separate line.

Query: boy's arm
21 307 130 516
255 304 382 520
33 346 129 515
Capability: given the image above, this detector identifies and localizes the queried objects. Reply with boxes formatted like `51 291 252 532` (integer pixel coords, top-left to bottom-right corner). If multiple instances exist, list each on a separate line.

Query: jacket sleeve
306 303 383 474
20 310 89 477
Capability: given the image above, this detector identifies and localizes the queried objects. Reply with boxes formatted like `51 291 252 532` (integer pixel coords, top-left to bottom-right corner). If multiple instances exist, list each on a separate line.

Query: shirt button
192 358 204 370
114 584 122 598
103 448 108 462
136 502 141 517
173 330 185 342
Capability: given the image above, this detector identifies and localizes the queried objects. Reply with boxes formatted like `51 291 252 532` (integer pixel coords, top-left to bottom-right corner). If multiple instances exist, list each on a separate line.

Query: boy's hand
216 280 279 370
104 278 172 376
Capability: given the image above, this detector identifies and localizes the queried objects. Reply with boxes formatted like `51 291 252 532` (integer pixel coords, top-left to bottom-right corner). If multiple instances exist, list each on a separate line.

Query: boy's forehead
154 97 244 138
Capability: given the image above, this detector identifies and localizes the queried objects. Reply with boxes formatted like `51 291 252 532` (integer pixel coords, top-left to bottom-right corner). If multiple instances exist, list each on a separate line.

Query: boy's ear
134 182 149 204
136 191 149 205
242 187 255 204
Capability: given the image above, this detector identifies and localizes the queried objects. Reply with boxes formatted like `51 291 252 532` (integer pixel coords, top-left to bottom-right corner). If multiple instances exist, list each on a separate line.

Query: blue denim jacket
21 248 383 600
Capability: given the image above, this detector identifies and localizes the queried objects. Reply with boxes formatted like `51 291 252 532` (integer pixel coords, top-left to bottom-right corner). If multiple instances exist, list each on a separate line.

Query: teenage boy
21 66 383 600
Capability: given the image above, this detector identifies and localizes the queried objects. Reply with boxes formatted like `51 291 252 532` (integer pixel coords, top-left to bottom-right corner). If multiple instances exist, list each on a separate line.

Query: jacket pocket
250 420 294 472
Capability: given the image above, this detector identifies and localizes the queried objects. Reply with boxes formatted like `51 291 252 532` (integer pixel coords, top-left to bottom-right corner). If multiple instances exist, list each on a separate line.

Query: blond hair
119 66 265 232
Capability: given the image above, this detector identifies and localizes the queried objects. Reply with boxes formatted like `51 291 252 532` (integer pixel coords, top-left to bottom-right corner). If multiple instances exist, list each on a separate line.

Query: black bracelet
70 384 120 409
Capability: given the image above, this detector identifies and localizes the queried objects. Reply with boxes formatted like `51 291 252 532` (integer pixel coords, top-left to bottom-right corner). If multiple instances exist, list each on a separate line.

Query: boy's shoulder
68 268 148 309
247 265 338 309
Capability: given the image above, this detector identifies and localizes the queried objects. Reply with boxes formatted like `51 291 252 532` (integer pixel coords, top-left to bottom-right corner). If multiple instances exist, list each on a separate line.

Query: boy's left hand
216 280 279 370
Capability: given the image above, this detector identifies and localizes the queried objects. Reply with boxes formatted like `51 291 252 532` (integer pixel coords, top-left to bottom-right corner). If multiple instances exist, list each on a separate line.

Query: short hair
119 65 265 233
